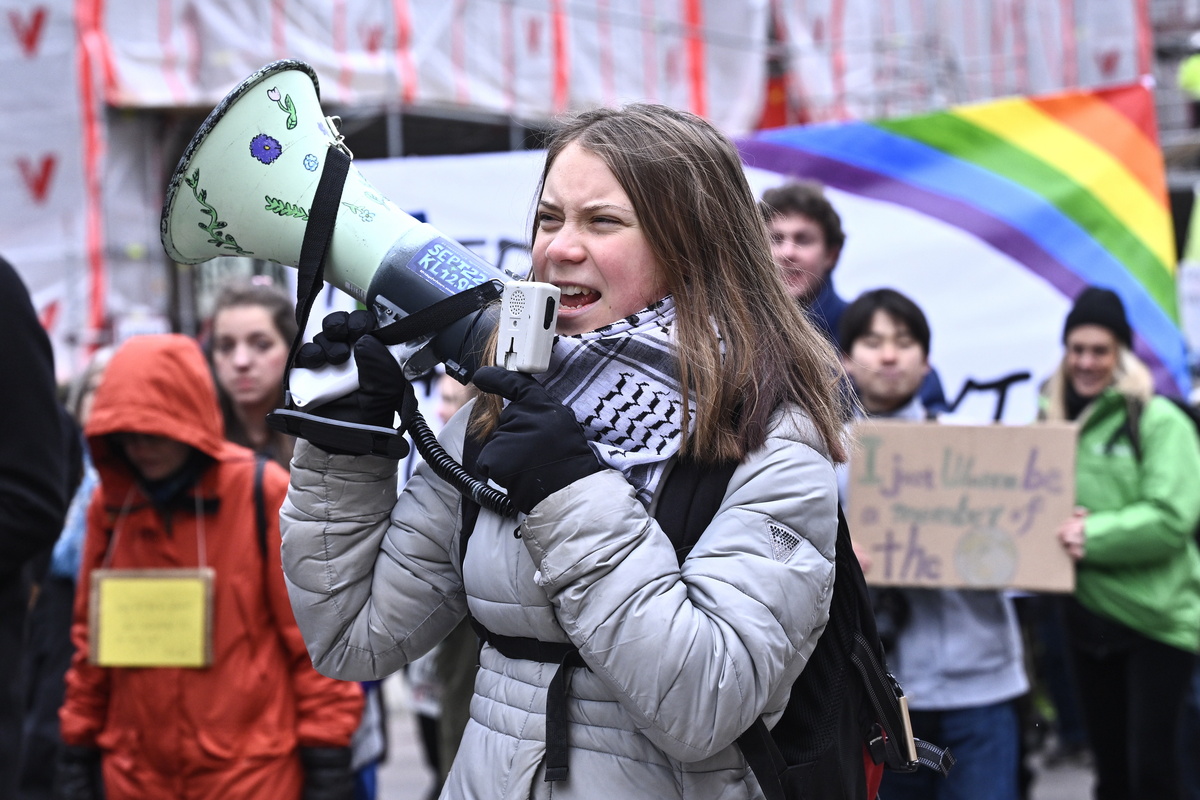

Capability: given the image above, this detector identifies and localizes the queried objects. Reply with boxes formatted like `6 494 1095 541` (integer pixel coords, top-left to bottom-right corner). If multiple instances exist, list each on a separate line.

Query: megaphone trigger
288 353 361 410
287 338 421 410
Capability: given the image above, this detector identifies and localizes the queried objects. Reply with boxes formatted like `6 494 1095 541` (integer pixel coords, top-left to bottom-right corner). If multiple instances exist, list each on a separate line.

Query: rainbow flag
739 83 1188 397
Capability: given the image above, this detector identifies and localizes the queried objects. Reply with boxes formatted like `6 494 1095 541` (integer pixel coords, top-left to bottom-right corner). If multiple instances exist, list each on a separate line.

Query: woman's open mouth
559 285 601 309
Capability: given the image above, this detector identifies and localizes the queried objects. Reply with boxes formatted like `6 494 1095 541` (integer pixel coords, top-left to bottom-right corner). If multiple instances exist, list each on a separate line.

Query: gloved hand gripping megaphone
160 60 556 512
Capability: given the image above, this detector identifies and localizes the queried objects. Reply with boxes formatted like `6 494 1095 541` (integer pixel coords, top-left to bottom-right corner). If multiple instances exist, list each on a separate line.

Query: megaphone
161 60 556 503
161 59 554 402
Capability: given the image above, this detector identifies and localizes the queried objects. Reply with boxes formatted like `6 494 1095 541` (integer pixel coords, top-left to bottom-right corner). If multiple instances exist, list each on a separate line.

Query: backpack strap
654 457 738 557
1106 395 1144 461
455 407 584 781
463 616 587 781
737 718 788 800
253 454 268 560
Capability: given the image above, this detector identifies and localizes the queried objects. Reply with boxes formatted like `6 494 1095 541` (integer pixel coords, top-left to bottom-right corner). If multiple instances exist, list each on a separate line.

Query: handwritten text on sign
88 569 214 667
847 421 1076 592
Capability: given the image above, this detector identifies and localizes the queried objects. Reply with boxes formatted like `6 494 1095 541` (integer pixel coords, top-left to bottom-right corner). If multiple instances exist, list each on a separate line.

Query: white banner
356 150 1066 424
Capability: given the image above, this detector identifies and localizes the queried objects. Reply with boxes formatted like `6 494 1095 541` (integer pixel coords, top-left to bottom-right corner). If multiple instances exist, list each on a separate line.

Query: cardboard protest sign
846 420 1076 592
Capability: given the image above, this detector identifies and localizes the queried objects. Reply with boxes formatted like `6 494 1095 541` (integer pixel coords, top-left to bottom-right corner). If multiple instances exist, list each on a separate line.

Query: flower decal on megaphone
266 86 299 129
249 134 283 165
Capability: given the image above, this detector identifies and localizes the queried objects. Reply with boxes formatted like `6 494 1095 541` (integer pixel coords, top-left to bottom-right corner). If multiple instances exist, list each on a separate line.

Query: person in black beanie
1058 287 1135 420
1039 285 1200 800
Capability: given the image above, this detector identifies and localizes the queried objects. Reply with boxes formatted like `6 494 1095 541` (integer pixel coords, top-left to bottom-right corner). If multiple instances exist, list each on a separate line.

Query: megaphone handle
266 409 410 460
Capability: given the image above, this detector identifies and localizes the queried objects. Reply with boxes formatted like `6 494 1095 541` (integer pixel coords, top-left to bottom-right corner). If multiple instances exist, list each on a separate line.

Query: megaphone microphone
160 59 557 515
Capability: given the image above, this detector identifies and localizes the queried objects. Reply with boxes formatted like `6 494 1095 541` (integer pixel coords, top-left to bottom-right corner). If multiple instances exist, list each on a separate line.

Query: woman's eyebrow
540 199 633 215
581 200 634 214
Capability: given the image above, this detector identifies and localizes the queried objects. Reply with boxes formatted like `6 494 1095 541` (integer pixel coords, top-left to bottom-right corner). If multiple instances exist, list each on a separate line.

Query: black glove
278 310 417 458
310 334 417 433
295 310 375 370
52 745 104 800
300 746 355 800
472 366 603 514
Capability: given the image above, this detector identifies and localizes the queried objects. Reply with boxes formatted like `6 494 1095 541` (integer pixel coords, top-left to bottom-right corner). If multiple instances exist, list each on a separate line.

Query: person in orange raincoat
55 334 363 800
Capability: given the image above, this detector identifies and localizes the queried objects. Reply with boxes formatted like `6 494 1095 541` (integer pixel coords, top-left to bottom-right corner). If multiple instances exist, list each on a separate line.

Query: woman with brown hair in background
208 279 298 466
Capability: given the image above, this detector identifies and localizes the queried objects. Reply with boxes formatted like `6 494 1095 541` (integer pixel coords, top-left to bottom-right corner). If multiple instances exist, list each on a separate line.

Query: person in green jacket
1042 286 1200 800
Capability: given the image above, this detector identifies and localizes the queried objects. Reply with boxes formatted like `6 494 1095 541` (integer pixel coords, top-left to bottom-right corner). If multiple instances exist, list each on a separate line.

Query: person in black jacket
0 255 69 797
17 347 110 800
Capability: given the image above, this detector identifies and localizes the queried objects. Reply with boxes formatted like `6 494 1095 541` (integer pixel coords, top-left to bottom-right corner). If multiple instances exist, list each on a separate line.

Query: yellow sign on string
89 568 215 668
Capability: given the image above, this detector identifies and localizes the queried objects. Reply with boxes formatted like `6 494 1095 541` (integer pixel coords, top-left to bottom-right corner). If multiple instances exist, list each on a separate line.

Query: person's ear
825 247 842 273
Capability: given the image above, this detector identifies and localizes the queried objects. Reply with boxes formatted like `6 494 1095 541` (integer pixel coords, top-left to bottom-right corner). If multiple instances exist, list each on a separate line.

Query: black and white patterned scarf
536 297 684 507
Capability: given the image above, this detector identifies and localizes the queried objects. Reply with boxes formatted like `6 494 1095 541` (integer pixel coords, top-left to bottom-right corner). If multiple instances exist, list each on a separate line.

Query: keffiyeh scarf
536 298 685 507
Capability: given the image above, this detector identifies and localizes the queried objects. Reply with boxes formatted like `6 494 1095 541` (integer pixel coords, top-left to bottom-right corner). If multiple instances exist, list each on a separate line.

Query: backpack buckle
866 723 888 765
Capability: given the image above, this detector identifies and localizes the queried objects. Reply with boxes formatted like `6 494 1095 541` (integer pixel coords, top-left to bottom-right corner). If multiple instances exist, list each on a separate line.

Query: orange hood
85 334 226 476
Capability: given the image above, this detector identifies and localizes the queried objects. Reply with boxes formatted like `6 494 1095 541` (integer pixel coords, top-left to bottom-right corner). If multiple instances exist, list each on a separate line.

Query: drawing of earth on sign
954 528 1018 587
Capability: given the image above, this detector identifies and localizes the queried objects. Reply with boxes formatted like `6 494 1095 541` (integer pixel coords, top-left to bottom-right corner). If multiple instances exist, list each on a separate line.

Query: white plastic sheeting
771 0 1145 123
96 0 772 134
0 1 106 378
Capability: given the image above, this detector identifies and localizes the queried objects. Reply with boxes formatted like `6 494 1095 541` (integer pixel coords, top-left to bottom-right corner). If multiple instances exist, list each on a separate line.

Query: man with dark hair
838 288 1028 800
761 182 948 413
836 288 932 415
760 180 848 337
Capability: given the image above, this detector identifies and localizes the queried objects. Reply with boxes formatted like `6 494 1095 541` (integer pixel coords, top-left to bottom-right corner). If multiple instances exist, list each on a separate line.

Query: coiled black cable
407 411 516 518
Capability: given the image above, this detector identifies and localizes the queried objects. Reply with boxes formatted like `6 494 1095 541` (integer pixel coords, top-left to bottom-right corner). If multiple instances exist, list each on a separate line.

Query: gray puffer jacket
281 403 838 799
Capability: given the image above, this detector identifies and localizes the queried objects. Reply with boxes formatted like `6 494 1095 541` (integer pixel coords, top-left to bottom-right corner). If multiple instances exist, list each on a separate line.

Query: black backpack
458 444 953 800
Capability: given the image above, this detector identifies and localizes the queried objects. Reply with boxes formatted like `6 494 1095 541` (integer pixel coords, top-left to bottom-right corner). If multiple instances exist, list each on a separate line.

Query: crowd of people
1 99 1199 800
